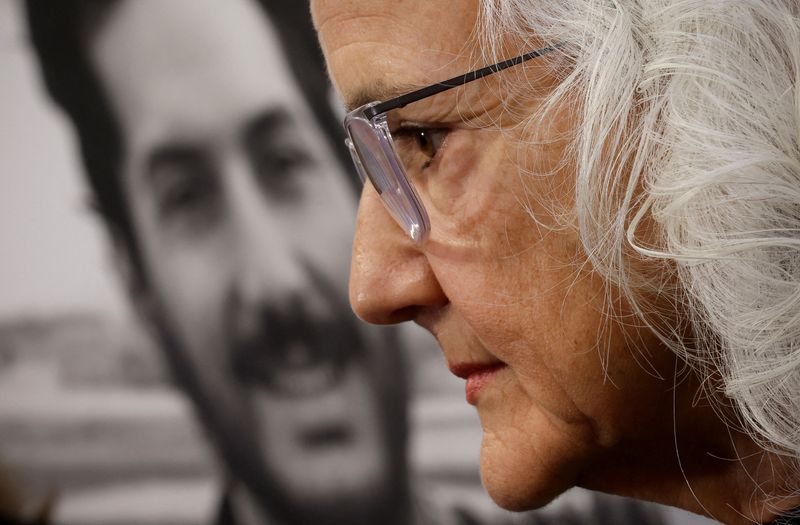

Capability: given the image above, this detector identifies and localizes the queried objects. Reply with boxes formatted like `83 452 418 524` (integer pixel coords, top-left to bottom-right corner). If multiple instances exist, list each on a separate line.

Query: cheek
434 243 676 509
137 216 235 389
436 229 602 385
424 131 515 240
144 240 266 453
425 132 480 214
157 256 226 349
429 119 619 399
432 184 674 427
285 174 356 282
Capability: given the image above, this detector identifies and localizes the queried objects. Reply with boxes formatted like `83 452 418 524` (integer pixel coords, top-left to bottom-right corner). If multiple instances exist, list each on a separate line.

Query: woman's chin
478 430 583 511
478 387 597 511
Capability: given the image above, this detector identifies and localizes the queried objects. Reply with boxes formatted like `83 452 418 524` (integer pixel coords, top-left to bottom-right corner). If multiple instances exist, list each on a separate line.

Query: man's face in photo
85 0 406 520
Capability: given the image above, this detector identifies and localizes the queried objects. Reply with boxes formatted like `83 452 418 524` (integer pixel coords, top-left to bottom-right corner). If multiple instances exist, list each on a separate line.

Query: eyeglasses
344 44 562 244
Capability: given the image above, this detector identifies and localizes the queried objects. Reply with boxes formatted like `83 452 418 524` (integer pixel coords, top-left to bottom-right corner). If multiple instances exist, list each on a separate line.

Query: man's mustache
228 269 365 394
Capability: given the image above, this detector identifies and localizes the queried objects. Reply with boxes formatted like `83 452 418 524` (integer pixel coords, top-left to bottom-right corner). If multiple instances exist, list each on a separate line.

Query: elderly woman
311 0 800 523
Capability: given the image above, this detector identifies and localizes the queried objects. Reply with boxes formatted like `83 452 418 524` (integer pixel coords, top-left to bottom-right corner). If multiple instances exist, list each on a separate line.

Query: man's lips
449 362 507 406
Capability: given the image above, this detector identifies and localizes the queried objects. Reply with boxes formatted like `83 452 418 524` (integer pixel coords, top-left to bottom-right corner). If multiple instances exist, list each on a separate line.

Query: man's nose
349 184 446 325
226 159 312 312
234 225 306 310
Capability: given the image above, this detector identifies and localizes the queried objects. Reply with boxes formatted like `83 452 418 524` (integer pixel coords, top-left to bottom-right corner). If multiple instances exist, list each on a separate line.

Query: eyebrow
242 106 294 146
142 107 296 185
344 80 420 112
146 144 208 184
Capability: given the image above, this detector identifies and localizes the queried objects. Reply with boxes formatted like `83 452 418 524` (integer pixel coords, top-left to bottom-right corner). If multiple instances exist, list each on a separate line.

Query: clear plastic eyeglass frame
344 44 562 244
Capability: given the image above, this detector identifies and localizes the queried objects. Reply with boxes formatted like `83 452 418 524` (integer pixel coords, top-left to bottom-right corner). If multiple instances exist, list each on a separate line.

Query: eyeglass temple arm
365 43 564 119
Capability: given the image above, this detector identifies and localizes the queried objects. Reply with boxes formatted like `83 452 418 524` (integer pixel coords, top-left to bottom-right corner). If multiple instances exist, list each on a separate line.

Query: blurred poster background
1 0 219 521
0 1 483 523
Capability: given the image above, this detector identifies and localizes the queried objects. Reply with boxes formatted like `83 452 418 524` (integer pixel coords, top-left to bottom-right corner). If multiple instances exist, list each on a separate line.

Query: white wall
0 0 126 319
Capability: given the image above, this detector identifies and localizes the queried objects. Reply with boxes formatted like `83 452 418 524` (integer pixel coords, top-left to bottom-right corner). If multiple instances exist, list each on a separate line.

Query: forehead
90 0 300 146
312 0 479 108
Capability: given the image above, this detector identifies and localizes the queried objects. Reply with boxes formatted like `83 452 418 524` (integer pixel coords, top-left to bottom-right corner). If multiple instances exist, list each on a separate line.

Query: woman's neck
579 375 800 524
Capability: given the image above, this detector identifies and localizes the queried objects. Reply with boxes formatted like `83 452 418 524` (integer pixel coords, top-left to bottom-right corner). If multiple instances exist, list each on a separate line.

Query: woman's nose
349 184 447 325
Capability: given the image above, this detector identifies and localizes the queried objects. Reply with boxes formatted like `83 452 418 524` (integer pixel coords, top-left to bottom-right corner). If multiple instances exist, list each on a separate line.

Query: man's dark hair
24 0 352 274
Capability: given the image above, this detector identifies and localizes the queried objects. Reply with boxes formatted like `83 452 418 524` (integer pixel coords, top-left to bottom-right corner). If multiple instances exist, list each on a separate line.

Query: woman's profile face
313 0 725 512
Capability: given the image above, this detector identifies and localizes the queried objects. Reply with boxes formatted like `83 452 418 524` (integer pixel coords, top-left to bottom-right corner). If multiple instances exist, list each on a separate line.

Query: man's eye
160 176 214 213
148 148 222 230
254 148 312 178
393 126 450 169
252 147 315 200
153 164 220 227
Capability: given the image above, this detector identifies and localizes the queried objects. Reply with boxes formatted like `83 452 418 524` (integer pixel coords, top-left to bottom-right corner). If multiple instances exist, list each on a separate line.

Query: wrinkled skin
312 1 800 523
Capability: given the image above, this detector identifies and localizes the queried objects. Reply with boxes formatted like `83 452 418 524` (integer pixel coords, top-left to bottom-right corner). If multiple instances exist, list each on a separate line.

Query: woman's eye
394 126 451 169
414 128 448 159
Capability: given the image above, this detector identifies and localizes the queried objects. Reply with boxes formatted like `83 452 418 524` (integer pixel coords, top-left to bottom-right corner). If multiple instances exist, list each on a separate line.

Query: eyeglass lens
347 117 428 243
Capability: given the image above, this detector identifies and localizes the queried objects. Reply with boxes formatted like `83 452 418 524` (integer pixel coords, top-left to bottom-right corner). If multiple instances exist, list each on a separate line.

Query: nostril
351 303 419 326
389 305 423 324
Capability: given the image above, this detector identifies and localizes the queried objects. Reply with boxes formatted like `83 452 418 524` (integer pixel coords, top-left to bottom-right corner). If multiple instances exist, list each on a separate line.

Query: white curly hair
475 0 800 463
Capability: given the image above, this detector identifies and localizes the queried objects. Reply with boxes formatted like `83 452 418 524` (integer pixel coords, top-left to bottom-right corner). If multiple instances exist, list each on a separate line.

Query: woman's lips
449 362 507 405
